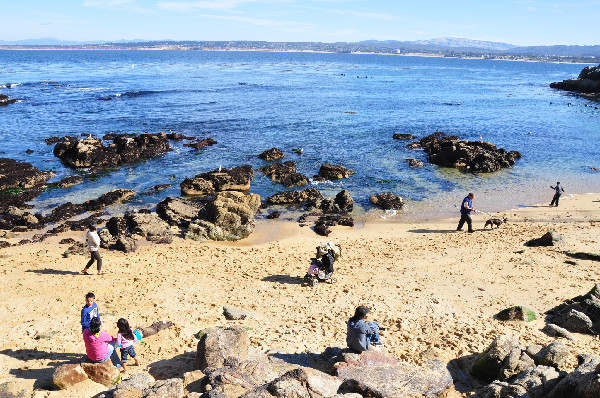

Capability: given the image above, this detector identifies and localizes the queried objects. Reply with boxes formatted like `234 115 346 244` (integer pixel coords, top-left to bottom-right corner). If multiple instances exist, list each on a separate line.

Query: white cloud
158 0 263 12
82 0 150 12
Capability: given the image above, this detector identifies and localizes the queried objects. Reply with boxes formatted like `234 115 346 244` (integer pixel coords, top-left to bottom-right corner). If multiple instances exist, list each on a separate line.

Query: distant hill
509 45 600 57
409 37 516 51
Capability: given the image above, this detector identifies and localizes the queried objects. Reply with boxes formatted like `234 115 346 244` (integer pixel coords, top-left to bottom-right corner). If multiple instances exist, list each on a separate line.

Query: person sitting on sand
346 305 382 353
81 292 100 332
115 318 141 373
83 317 123 371
82 225 103 275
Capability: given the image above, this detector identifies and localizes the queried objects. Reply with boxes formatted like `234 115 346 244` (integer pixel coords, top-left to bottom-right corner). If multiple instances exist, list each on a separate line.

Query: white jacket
86 231 101 251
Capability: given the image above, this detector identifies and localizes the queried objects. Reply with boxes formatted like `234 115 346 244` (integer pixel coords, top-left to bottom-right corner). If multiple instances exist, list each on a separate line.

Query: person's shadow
25 268 81 275
408 229 458 234
262 275 305 285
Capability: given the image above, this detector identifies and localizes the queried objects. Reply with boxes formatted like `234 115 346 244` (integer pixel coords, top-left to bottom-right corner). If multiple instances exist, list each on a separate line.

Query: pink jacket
115 331 138 349
83 329 113 361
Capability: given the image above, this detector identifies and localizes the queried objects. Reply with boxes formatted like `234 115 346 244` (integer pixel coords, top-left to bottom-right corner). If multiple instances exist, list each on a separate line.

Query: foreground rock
0 158 55 209
53 133 172 170
525 230 565 247
258 148 284 161
258 161 308 188
53 363 89 389
80 361 121 386
181 165 254 197
409 132 522 173
334 350 453 397
156 196 204 226
313 164 355 181
369 192 404 210
195 326 250 371
550 64 600 95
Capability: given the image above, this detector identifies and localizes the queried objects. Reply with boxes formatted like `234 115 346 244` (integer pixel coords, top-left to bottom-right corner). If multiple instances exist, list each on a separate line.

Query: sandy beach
1 192 599 397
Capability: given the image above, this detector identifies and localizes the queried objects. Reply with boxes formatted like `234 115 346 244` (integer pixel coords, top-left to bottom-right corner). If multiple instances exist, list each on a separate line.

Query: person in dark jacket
346 306 382 353
456 193 476 233
550 182 564 207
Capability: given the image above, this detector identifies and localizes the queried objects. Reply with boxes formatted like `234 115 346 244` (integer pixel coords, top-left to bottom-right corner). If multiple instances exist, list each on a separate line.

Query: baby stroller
304 242 342 287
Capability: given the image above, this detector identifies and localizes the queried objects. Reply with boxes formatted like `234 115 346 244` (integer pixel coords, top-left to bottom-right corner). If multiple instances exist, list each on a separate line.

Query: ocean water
0 50 598 220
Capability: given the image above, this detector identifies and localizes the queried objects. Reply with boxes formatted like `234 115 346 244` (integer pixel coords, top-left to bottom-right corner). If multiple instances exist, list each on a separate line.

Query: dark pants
85 251 102 271
457 213 473 232
550 193 561 206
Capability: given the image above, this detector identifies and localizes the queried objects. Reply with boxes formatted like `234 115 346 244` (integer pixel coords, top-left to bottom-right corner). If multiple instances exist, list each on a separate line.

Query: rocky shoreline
550 64 600 96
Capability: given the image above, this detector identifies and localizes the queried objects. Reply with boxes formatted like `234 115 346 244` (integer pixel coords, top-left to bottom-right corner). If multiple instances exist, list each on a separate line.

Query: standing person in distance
82 225 103 275
550 182 564 207
457 193 477 233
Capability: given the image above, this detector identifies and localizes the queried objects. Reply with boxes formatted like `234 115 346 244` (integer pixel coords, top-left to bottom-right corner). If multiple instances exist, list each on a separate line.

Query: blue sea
0 50 598 220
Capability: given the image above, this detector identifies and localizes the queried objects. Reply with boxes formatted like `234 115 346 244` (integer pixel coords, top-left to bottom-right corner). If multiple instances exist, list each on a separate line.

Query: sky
2 0 600 46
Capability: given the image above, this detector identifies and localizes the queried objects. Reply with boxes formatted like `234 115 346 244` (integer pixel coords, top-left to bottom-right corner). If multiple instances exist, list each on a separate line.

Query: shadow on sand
408 229 460 234
25 268 81 275
262 275 305 285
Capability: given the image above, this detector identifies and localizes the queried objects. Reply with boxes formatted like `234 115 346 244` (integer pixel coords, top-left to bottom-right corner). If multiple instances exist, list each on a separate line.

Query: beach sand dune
0 194 599 396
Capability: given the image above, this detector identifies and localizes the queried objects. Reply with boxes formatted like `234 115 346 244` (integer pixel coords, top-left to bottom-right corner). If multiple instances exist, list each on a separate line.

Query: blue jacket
81 303 99 330
346 319 378 352
460 196 473 215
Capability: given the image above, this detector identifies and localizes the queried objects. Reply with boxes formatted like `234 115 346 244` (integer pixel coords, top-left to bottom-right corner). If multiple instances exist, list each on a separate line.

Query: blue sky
2 0 600 45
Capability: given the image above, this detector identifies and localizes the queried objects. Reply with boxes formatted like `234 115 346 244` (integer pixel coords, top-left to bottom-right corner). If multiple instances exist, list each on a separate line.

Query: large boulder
313 164 355 181
267 368 343 398
53 363 89 389
112 372 156 398
81 361 121 387
181 165 254 197
334 351 453 398
525 231 565 247
156 196 204 226
53 133 172 170
258 161 308 188
369 193 403 210
471 335 521 382
195 326 250 371
115 235 137 253
266 188 323 206
258 148 284 161
550 64 600 94
546 283 600 334
409 132 521 173
534 341 569 369
547 354 600 398
478 365 562 398
0 158 55 209
312 190 354 214
125 211 172 243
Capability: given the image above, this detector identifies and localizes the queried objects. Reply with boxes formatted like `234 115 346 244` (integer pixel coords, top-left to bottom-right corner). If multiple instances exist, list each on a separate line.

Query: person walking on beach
346 305 383 353
81 292 100 332
457 193 476 233
550 182 564 207
82 225 102 275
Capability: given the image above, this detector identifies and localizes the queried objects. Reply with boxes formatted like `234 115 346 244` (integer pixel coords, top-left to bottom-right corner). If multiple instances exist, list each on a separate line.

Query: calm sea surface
1 50 598 220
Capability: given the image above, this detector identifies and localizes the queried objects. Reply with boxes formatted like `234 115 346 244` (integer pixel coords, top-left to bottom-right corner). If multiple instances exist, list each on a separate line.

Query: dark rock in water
258 161 308 188
334 350 453 398
266 211 280 219
409 132 522 173
157 196 204 226
0 94 18 106
184 137 218 150
313 164 355 181
0 158 55 209
525 231 565 247
151 184 171 191
406 158 424 167
550 64 600 95
266 188 323 205
53 133 172 169
370 192 403 210
313 190 354 214
181 165 254 197
258 148 284 161
115 235 136 253
51 175 84 188
314 214 354 236
393 133 416 140
25 149 34 155
496 306 536 322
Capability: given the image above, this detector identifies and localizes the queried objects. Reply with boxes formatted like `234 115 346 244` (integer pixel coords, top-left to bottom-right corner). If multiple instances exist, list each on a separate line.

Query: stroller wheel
311 279 319 287
331 278 337 284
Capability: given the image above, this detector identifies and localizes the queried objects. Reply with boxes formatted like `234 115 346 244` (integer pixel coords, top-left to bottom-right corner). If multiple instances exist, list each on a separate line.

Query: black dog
484 217 507 229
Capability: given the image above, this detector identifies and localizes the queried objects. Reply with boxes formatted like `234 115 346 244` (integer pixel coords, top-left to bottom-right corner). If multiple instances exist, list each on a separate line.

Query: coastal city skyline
2 0 600 46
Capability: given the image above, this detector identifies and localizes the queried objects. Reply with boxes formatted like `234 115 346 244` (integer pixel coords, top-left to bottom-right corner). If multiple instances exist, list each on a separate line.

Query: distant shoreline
0 45 596 64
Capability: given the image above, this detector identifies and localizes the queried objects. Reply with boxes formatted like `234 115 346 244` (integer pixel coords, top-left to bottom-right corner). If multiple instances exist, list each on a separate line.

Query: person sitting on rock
83 317 123 372
346 305 382 353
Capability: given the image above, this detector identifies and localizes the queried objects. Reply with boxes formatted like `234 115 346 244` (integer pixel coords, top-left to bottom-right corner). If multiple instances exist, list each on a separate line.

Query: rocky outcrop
307 190 354 214
52 363 89 389
185 191 261 241
125 211 172 243
80 361 121 387
546 283 600 334
156 196 204 226
0 158 55 209
50 175 84 188
547 354 600 398
184 138 218 150
334 350 453 398
258 148 284 161
550 64 600 94
525 231 565 247
258 161 308 188
53 133 172 170
181 165 254 197
0 94 18 106
313 164 355 181
195 326 250 372
115 235 137 253
393 133 415 140
266 188 323 206
409 132 522 173
477 365 561 398
369 192 404 210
